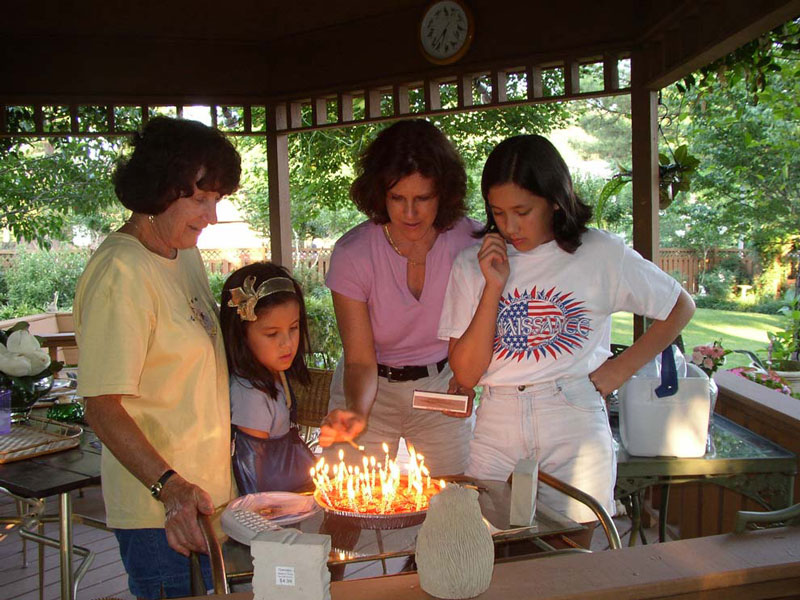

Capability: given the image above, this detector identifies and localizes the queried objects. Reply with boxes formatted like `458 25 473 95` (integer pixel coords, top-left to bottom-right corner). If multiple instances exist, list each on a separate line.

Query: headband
227 275 297 321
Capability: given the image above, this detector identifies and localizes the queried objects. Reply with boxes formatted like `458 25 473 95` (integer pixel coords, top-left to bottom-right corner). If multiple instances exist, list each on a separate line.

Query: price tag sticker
275 566 296 586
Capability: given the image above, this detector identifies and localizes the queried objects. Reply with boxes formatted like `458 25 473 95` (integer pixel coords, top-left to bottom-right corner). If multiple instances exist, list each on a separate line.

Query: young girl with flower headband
220 262 315 494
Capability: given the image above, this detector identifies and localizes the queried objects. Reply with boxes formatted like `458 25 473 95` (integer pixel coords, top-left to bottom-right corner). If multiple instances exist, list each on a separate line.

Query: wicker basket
292 368 334 428
0 416 82 463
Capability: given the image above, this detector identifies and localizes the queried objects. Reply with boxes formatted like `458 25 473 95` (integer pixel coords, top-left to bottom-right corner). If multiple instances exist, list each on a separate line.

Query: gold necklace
124 215 176 259
383 224 426 267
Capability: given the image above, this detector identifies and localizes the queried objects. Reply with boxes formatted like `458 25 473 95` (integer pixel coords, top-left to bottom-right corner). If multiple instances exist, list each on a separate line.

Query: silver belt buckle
386 366 400 382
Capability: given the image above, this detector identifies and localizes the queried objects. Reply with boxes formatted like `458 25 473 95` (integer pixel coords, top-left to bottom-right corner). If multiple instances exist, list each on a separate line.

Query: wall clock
419 0 474 65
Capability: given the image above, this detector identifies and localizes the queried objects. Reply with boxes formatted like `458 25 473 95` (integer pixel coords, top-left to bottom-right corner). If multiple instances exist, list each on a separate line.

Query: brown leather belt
377 357 448 382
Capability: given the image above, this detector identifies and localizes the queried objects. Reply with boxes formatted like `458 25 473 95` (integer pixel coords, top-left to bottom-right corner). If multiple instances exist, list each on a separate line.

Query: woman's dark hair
220 262 311 399
350 119 467 231
113 116 241 214
479 135 592 253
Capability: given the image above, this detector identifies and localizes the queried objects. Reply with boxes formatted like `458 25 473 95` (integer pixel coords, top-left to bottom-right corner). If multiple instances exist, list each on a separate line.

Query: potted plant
766 289 800 394
0 322 64 420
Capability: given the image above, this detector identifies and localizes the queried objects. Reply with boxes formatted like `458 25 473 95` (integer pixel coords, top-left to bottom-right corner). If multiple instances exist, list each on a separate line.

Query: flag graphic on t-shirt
494 286 592 361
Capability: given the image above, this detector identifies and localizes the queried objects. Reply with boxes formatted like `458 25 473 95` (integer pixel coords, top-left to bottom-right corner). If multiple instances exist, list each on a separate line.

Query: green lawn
611 308 784 369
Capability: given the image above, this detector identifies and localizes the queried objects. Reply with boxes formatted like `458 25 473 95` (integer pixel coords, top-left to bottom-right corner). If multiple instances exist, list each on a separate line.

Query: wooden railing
660 371 800 540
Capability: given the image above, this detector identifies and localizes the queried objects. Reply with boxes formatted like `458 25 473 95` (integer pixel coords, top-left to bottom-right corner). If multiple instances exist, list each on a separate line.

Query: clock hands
434 26 449 50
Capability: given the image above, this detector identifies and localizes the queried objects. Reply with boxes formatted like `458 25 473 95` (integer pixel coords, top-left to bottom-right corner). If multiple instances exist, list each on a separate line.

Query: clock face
420 0 473 64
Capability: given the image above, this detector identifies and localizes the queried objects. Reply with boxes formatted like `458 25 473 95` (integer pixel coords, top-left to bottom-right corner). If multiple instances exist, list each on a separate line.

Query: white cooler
618 363 711 458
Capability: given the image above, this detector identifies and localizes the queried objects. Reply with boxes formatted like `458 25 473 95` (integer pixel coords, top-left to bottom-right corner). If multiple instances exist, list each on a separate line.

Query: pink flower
703 357 715 369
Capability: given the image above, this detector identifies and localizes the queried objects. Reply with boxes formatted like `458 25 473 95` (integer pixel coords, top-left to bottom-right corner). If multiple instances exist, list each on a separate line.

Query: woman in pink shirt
319 119 479 476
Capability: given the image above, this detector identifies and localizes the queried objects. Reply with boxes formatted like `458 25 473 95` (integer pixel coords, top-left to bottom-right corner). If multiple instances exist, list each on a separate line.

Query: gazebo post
630 49 661 340
266 102 293 268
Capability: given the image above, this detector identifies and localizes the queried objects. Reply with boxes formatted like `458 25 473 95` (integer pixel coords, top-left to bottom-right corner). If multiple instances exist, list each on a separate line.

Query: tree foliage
661 32 800 261
0 107 124 247
677 18 800 102
232 100 571 242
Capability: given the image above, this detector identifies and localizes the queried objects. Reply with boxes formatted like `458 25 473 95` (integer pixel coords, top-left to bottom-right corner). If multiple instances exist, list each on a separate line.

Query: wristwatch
150 469 176 499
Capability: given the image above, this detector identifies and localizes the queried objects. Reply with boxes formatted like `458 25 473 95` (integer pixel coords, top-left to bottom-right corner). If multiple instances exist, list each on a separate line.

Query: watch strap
150 469 176 499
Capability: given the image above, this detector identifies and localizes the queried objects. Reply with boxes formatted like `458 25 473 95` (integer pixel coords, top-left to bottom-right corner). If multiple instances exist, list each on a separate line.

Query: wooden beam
266 103 292 268
289 102 303 129
33 105 44 134
565 60 580 95
364 89 382 119
646 0 800 88
272 102 287 131
106 105 115 133
243 105 252 133
604 53 620 92
631 50 660 339
311 98 328 126
69 104 79 134
527 65 543 99
492 71 508 103
338 93 354 123
424 79 441 112
393 84 410 116
458 74 473 108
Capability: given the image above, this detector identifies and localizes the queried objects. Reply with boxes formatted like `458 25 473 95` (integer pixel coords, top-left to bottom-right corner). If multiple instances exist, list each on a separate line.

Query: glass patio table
204 477 586 591
613 411 797 544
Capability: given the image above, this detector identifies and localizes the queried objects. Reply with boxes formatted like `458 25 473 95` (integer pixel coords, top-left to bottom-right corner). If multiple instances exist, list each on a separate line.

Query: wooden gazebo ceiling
3 0 798 108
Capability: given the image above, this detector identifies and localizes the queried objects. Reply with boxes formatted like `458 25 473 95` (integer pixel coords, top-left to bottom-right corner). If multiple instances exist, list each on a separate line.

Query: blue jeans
114 528 212 599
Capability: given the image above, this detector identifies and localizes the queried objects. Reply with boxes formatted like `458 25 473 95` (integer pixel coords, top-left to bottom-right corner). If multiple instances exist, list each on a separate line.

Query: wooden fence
659 248 754 294
199 247 750 293
199 247 332 279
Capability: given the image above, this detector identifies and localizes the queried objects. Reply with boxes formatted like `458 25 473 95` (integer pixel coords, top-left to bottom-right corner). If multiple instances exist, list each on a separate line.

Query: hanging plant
596 144 700 226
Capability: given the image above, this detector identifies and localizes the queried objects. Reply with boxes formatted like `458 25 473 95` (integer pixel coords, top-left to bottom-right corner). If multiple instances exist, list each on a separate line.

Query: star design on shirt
493 286 592 362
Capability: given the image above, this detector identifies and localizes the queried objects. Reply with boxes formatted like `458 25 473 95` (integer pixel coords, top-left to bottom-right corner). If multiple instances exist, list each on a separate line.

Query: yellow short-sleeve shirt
75 233 232 529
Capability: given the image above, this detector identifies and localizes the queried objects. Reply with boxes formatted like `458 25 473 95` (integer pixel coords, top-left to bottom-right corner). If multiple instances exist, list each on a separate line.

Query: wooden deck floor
0 486 134 600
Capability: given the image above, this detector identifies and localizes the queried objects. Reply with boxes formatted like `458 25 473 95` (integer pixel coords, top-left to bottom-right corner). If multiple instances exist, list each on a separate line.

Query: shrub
691 294 791 315
698 263 738 300
5 249 89 312
206 271 229 303
692 295 738 310
304 292 341 369
0 267 7 305
293 265 328 300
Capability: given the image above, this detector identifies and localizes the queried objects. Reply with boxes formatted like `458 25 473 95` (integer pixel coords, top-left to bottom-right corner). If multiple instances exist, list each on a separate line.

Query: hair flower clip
227 275 296 321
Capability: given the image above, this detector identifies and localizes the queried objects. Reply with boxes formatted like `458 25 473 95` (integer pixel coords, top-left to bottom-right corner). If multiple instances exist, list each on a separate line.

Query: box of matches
412 390 469 414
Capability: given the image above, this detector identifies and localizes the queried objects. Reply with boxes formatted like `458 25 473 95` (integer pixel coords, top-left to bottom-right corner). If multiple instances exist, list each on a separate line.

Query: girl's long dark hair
478 135 592 253
220 262 311 399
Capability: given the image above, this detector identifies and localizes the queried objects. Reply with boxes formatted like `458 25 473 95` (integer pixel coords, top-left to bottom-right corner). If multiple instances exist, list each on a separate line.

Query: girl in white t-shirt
220 262 315 494
438 135 695 546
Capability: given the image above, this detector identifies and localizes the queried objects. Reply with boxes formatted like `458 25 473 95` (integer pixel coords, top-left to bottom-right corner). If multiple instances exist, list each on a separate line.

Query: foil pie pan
313 489 428 530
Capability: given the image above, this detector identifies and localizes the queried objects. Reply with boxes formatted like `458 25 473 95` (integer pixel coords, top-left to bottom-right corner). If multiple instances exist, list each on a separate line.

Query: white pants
466 376 616 523
327 359 473 476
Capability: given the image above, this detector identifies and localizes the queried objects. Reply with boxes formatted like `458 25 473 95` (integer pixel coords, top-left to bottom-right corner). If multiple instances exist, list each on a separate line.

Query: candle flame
312 443 443 515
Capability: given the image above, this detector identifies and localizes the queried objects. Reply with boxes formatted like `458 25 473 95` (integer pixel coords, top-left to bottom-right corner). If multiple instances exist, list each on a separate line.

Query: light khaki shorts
326 359 473 476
